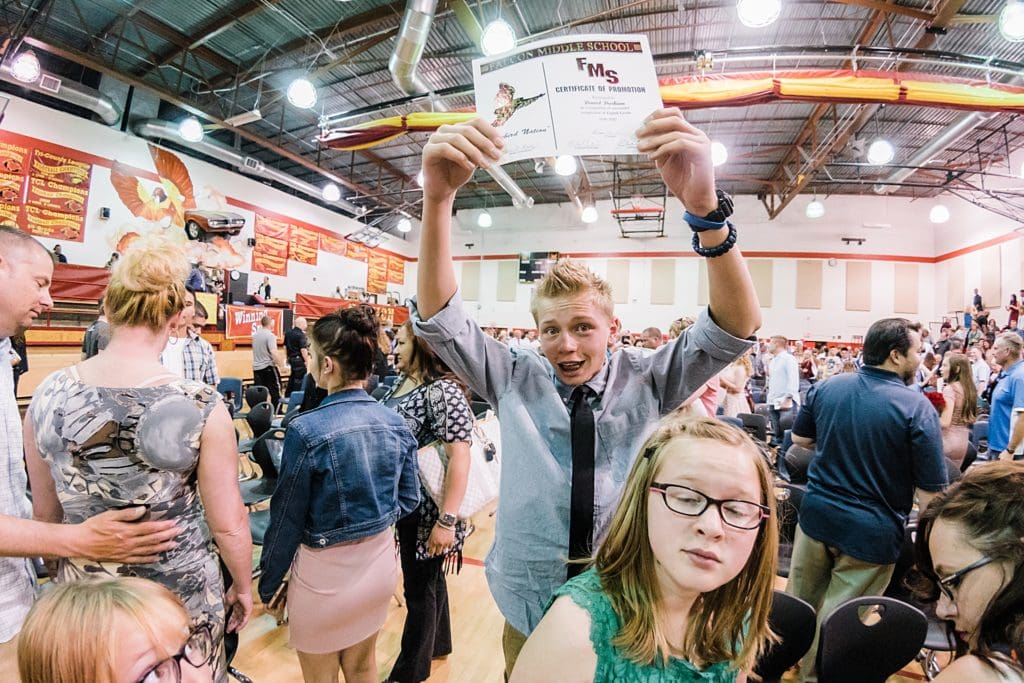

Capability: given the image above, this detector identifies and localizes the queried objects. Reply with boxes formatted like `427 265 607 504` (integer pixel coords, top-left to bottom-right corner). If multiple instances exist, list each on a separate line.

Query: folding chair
816 596 927 683
754 591 817 683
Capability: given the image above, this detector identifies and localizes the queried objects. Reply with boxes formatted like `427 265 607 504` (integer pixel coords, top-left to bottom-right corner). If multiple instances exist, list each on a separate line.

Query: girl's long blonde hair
594 415 778 672
18 577 190 683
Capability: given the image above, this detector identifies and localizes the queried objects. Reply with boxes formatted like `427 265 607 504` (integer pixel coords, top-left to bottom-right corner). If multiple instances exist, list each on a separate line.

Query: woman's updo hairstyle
310 305 380 384
104 240 189 332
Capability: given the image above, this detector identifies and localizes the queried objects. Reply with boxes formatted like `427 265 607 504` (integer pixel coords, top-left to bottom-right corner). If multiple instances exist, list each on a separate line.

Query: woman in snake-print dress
24 242 252 682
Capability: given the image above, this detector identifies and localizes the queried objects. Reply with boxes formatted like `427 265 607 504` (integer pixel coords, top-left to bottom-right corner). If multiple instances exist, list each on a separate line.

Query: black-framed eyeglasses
649 483 768 530
937 556 994 602
135 623 214 683
937 557 991 602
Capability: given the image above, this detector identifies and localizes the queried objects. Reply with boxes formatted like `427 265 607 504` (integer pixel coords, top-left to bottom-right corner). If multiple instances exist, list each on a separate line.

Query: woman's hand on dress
225 586 253 632
427 523 456 557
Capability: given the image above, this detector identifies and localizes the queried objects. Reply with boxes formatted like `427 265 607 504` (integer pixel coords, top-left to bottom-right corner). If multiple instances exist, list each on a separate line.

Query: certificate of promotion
472 34 663 164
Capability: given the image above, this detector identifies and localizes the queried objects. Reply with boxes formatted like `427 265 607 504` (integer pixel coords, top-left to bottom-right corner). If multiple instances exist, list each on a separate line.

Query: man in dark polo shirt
283 316 309 396
787 318 947 682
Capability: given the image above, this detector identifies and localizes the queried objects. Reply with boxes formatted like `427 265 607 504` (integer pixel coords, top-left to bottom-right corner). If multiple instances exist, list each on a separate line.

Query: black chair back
244 384 270 410
816 596 927 683
737 412 768 442
217 378 243 414
370 384 390 401
785 444 814 485
252 428 286 479
754 591 817 682
245 402 274 440
471 400 490 418
961 441 978 471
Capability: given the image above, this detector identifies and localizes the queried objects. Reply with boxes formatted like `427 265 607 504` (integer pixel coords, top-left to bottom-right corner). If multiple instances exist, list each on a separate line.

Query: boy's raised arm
417 119 505 320
637 108 761 339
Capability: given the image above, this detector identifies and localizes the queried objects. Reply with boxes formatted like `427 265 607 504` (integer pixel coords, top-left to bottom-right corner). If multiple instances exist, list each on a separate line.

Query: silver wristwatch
438 512 457 528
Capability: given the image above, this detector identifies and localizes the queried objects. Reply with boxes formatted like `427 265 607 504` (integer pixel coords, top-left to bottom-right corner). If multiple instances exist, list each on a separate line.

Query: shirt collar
553 357 611 403
319 387 373 406
860 365 908 384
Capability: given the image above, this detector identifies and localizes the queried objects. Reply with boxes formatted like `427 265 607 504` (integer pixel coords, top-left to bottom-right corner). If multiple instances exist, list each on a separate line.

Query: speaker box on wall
229 272 250 305
246 237 257 247
99 207 111 220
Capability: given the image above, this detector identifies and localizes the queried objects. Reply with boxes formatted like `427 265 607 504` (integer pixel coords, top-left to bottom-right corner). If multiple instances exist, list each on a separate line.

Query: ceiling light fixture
711 141 728 167
480 19 517 56
9 51 41 84
1000 1 1024 41
322 183 341 202
580 205 599 224
736 0 782 28
287 78 318 109
866 139 895 165
397 217 412 233
534 159 546 175
554 155 577 176
477 210 493 228
178 116 205 143
929 205 950 224
805 198 825 219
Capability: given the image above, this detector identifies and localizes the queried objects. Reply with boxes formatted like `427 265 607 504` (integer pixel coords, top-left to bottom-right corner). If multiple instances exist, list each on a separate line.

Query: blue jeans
770 403 799 447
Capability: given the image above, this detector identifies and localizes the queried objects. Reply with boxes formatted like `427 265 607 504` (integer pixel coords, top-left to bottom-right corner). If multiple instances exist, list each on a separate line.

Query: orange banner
294 293 409 327
0 173 23 204
0 140 29 175
20 204 85 241
251 249 288 276
366 250 388 294
387 254 405 285
345 242 368 262
319 232 346 257
225 305 285 341
30 149 91 186
25 176 88 214
0 203 18 224
255 214 292 240
289 225 319 265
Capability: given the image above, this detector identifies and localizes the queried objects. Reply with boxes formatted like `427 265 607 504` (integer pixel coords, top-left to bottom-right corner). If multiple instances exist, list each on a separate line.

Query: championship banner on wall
345 242 369 262
0 173 23 204
21 204 86 241
25 176 88 215
225 305 285 341
0 140 29 176
386 254 405 285
30 149 91 186
288 225 319 265
0 203 18 224
318 232 346 257
294 293 409 327
366 250 389 294
252 214 291 276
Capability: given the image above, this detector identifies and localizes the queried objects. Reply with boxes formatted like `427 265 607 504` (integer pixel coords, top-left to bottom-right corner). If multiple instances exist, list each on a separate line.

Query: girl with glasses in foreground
18 577 212 683
915 461 1024 682
511 416 778 682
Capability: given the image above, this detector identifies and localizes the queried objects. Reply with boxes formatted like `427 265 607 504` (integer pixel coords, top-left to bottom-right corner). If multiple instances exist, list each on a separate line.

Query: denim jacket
258 388 420 602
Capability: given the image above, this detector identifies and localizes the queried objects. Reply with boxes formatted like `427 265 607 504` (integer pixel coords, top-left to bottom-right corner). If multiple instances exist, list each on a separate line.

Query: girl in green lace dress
511 416 778 682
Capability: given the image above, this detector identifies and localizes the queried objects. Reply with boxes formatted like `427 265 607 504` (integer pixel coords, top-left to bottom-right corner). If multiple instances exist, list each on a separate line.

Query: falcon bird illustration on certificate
491 82 545 127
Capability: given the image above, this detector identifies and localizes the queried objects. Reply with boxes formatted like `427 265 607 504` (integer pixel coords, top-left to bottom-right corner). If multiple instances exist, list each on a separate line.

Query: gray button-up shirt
413 292 751 634
0 337 35 642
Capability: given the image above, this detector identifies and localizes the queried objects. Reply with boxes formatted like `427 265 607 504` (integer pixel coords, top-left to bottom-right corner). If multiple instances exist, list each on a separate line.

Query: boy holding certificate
413 109 760 677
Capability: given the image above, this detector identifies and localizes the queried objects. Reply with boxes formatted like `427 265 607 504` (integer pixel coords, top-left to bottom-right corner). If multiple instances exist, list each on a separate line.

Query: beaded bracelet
691 221 737 258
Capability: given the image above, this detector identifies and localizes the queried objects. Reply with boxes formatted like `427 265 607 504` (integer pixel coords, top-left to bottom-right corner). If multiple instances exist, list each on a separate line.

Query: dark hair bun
339 305 379 337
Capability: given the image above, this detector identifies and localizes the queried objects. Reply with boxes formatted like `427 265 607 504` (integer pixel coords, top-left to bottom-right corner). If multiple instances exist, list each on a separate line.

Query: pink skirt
287 529 398 653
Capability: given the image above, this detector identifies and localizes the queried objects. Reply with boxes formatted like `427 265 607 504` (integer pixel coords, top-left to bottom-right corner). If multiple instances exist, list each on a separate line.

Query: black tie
568 385 596 579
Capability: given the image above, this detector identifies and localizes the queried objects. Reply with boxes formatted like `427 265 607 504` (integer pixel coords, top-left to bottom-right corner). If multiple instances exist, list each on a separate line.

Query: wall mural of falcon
491 82 546 127
109 145 196 228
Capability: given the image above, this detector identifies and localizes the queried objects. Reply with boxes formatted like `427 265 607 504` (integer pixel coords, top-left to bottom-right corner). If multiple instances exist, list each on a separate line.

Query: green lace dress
552 569 739 682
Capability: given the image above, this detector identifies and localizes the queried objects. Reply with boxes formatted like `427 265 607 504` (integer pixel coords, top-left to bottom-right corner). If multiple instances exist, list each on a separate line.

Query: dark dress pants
388 506 452 683
252 366 281 409
286 357 306 396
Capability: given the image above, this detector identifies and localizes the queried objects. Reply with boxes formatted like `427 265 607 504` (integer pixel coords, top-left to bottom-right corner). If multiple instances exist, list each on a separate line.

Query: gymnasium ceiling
3 0 1024 234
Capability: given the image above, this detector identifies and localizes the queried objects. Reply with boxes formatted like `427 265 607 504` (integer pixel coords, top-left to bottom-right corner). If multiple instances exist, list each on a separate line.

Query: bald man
0 226 179 677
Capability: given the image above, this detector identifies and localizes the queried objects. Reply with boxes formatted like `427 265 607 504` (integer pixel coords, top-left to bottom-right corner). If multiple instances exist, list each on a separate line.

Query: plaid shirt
181 331 219 386
0 337 35 642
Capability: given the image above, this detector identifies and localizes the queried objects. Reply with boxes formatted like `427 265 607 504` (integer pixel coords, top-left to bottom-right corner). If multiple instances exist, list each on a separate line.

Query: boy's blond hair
529 259 614 322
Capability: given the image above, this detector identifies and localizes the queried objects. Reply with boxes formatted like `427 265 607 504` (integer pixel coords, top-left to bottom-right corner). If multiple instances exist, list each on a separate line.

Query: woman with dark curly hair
380 320 475 683
915 461 1024 682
